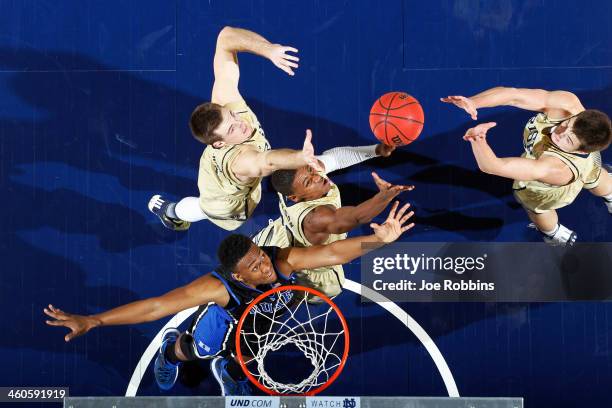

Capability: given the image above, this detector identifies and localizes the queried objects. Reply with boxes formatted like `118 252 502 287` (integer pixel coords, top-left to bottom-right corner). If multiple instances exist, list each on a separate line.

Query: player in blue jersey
44 202 414 395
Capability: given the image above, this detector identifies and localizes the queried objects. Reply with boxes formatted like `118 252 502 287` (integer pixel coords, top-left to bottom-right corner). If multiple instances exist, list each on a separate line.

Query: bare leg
526 209 577 246
588 169 612 195
526 209 559 233
587 168 612 213
173 333 191 361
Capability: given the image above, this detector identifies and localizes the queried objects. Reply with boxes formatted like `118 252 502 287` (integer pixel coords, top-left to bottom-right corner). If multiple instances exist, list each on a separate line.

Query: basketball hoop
235 285 350 395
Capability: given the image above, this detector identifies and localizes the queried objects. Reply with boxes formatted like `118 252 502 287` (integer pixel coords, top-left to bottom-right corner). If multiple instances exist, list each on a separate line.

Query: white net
238 288 348 395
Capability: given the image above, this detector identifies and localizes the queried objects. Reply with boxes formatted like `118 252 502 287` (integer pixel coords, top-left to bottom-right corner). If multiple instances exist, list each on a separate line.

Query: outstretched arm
211 26 299 105
441 87 584 120
465 122 574 185
44 274 229 342
304 172 413 236
232 129 322 179
277 201 415 272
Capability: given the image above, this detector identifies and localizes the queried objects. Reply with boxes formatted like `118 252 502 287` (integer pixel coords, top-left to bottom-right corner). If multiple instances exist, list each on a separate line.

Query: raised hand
372 172 414 200
375 143 396 157
441 95 478 120
301 129 323 172
267 44 299 76
44 304 99 342
463 122 497 142
370 201 415 243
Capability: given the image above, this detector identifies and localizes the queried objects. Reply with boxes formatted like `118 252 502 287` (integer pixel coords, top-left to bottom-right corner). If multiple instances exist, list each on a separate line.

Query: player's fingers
395 203 411 219
279 65 294 76
304 129 312 144
284 46 299 54
283 53 300 62
282 60 299 69
387 201 399 219
401 223 416 232
43 308 63 319
369 223 380 231
371 172 384 185
400 211 415 224
480 122 497 130
45 319 65 327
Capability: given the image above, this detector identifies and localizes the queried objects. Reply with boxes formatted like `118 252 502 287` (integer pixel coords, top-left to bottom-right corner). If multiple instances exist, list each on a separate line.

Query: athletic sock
226 358 247 381
165 202 178 219
163 340 181 365
540 223 577 246
540 224 560 238
599 192 612 213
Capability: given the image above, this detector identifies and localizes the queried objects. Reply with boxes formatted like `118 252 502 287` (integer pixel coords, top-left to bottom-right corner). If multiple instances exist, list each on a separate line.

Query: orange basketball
369 92 424 146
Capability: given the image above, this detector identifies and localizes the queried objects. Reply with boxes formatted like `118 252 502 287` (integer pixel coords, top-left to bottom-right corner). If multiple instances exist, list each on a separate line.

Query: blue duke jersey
187 246 295 359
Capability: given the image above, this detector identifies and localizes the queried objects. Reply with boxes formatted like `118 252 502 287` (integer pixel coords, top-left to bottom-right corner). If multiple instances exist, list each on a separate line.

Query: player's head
218 234 276 286
552 109 612 153
271 165 332 202
190 103 253 148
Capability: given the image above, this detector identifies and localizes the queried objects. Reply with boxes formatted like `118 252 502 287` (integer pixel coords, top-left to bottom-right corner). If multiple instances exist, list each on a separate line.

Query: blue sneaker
154 328 182 390
148 195 191 231
210 356 251 396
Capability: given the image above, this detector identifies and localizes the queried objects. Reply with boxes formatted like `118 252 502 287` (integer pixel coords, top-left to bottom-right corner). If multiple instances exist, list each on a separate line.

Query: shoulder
304 205 337 228
185 273 230 306
223 99 249 112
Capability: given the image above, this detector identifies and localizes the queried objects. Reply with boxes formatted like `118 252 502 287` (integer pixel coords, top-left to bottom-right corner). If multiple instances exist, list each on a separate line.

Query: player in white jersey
148 26 321 231
253 143 413 299
443 87 612 245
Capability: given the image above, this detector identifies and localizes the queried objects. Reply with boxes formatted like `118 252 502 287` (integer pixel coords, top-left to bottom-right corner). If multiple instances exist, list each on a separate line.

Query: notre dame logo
342 398 357 408
524 116 539 154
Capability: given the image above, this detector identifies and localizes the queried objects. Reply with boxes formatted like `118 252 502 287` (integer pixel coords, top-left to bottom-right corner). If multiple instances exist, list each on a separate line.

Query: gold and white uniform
253 174 346 298
197 100 270 230
513 113 602 213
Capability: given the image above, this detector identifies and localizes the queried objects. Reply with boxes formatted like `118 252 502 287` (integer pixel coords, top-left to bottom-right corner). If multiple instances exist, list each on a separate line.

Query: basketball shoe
211 356 251 396
154 328 182 390
148 195 191 231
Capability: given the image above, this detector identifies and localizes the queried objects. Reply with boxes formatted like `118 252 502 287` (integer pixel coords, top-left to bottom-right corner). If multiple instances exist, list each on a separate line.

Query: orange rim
235 285 350 396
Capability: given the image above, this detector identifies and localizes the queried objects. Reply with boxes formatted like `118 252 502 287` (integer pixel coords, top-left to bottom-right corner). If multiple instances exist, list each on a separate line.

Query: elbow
503 87 522 107
217 26 234 45
478 162 497 176
260 153 277 176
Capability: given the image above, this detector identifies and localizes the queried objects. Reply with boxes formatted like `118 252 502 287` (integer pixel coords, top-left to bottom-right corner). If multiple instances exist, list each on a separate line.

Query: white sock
540 224 560 237
602 192 612 213
316 145 378 174
541 224 576 246
175 197 209 222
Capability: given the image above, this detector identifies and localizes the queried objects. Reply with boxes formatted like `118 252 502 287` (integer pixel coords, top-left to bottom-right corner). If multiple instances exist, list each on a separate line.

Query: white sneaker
529 223 577 247
604 164 612 213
